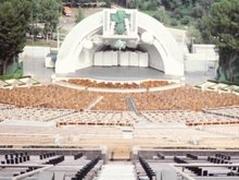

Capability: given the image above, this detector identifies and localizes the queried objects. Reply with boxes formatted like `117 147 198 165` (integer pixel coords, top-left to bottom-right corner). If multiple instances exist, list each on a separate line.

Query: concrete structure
21 9 219 80
56 9 184 76
184 44 219 73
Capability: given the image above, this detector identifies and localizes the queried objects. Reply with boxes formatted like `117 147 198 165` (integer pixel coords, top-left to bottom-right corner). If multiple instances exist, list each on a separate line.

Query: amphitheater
0 77 239 179
1 8 239 180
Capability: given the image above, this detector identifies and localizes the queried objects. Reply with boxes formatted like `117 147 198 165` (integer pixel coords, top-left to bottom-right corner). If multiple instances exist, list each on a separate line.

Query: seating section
138 156 156 180
0 102 138 127
0 150 103 180
195 80 239 95
141 110 239 126
133 86 239 111
1 152 30 165
0 103 15 110
67 79 170 89
203 125 239 136
0 104 75 122
0 85 238 128
71 156 101 180
136 151 239 179
56 111 137 127
0 85 238 112
203 106 239 119
0 85 97 110
0 76 40 88
0 134 54 145
93 93 128 111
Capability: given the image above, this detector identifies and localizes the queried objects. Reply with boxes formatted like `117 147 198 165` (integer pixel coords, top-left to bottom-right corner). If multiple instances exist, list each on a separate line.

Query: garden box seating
0 80 10 88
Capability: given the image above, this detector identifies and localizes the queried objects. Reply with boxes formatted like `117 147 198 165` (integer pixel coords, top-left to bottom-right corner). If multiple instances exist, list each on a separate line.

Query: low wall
20 46 51 59
184 54 218 73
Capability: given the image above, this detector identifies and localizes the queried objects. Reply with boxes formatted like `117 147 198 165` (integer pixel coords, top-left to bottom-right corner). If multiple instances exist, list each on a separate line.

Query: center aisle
97 161 137 180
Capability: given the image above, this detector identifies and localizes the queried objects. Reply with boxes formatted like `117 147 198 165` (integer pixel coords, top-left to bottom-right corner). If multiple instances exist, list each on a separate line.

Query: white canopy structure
56 9 184 76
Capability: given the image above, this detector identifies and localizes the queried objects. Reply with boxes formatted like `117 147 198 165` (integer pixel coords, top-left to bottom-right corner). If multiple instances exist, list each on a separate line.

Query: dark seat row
40 152 56 160
186 153 198 160
1 155 30 164
12 166 39 177
173 156 208 176
139 156 156 180
157 152 165 159
74 153 83 160
4 152 28 159
174 156 187 164
215 153 231 160
72 156 101 180
187 166 205 176
208 156 231 164
45 155 64 165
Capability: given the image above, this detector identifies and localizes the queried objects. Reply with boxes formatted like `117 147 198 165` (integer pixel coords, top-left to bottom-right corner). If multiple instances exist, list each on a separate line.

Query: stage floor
57 67 179 81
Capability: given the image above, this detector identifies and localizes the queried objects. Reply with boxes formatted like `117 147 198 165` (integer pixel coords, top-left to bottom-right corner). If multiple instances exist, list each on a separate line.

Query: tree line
0 0 61 75
127 0 238 83
0 0 238 83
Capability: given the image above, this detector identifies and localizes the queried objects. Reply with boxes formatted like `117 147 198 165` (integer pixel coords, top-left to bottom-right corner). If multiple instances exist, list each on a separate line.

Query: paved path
23 57 54 83
97 162 136 180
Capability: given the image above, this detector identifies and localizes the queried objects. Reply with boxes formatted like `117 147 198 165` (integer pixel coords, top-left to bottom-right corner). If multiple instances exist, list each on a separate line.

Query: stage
56 66 179 81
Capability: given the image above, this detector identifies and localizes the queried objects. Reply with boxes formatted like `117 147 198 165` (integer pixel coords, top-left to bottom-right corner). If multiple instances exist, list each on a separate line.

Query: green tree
0 0 31 75
40 0 61 41
75 8 84 23
153 8 170 25
205 0 239 83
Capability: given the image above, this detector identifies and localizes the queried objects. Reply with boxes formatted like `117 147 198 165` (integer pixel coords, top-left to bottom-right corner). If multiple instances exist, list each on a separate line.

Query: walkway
97 161 136 180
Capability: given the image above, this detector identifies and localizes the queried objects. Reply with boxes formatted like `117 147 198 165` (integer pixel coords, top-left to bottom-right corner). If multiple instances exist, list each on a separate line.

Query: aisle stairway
97 161 136 180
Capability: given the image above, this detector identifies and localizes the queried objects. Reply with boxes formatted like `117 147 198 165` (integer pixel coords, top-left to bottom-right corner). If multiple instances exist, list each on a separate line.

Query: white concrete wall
192 44 217 54
142 44 164 71
20 46 50 59
184 56 217 72
185 44 219 72
94 51 149 67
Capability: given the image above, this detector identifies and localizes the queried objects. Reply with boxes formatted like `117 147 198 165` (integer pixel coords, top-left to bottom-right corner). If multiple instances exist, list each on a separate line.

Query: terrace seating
203 106 239 119
0 80 10 88
56 111 136 127
0 103 15 110
67 79 170 89
195 80 239 95
0 85 97 110
141 110 239 126
0 105 76 122
0 85 238 112
0 76 40 89
185 112 239 126
134 86 239 111
93 93 128 111
0 134 54 145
